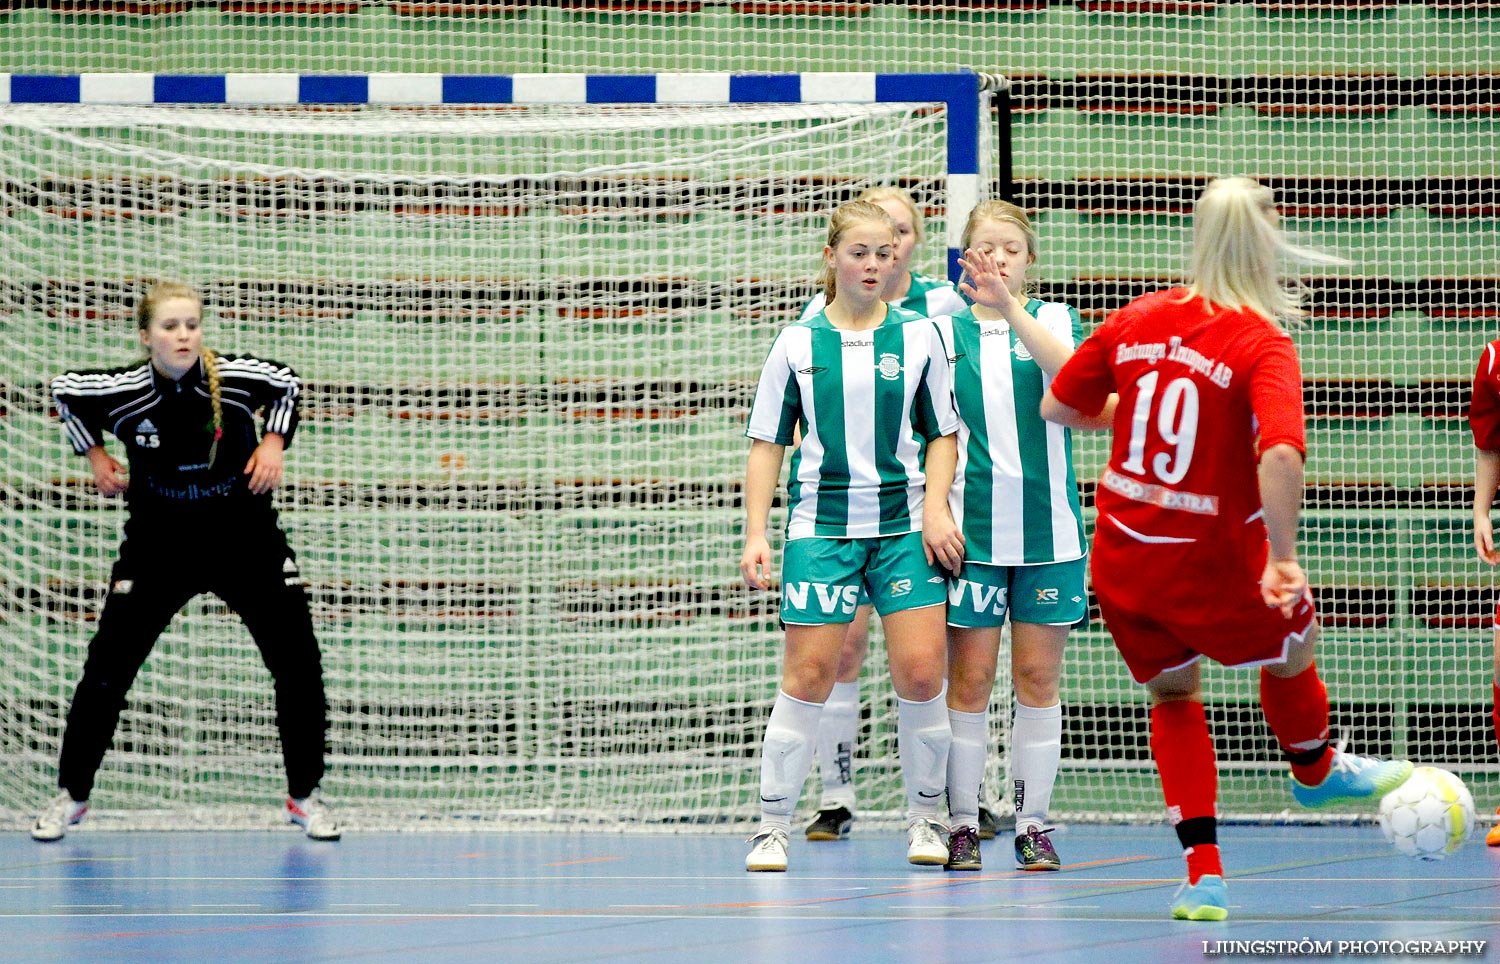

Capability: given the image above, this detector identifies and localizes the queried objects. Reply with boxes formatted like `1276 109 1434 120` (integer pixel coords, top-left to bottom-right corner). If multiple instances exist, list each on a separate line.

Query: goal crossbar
0 71 996 283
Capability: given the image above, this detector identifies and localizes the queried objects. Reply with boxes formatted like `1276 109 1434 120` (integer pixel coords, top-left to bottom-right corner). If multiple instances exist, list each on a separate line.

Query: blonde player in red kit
1465 338 1500 847
1040 177 1412 921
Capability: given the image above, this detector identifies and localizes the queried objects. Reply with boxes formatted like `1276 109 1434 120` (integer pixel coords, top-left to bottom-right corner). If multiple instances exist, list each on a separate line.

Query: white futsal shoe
286 790 342 841
32 791 88 842
906 817 949 866
746 827 790 872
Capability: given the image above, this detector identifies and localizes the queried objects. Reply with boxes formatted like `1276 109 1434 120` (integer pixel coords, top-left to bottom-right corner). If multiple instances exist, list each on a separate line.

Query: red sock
1150 700 1217 824
1492 682 1499 752
1261 663 1332 786
1184 844 1223 885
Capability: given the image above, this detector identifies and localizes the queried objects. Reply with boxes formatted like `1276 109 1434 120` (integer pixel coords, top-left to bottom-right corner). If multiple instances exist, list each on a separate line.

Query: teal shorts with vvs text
780 531 946 625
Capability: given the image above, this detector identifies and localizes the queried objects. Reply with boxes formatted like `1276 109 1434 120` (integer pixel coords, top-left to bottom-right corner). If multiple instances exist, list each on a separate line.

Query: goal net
0 82 1000 828
4 56 1492 832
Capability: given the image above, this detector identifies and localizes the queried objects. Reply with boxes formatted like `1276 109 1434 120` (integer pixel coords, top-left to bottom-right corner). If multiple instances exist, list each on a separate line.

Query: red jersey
1050 288 1306 552
1468 339 1500 452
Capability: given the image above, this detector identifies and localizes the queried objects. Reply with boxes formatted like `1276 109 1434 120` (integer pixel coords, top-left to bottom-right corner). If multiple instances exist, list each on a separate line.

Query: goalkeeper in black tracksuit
31 281 340 842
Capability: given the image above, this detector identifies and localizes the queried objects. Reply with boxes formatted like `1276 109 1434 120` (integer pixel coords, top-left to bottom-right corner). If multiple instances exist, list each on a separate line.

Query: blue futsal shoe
1291 745 1413 810
1171 874 1229 921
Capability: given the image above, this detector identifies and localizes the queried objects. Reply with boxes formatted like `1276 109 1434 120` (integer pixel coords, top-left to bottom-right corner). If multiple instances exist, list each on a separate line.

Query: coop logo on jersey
888 578 912 598
876 353 903 381
1035 587 1059 604
782 582 861 616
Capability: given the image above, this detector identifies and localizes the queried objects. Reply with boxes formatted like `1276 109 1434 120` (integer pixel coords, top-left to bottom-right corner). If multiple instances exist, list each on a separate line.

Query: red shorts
1090 519 1317 684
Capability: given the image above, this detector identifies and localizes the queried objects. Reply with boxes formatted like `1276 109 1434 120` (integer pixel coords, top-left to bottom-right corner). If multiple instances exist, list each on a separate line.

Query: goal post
0 72 1005 828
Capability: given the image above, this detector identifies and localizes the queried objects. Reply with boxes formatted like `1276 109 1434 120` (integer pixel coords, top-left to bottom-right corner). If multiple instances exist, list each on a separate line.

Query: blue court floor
2 824 1496 964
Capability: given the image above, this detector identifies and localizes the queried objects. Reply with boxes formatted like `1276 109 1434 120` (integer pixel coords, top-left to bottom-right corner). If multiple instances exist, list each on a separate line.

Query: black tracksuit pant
57 508 328 800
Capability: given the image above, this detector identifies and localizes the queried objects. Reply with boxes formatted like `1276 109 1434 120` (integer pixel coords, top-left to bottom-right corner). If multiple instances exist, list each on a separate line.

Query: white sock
1012 700 1063 833
945 707 987 830
758 690 824 831
897 688 952 821
816 680 859 811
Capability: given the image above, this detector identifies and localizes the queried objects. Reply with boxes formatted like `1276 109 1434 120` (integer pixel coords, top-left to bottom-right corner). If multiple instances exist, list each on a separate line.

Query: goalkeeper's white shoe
286 790 342 841
32 791 88 842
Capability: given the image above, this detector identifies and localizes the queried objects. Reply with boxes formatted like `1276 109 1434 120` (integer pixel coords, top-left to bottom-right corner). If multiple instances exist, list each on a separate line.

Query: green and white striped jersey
934 302 1087 566
799 271 967 323
746 305 960 541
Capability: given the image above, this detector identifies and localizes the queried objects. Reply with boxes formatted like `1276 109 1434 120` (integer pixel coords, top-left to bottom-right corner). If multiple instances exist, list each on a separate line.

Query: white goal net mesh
0 98 993 827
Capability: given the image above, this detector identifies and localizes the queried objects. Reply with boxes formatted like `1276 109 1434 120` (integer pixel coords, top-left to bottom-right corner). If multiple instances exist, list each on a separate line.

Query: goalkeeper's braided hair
202 347 224 468
135 280 222 466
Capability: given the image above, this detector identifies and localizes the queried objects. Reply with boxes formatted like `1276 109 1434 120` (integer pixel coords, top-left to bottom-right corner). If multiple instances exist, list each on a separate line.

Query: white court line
467 903 539 908
53 904 123 909
190 904 262 908
331 903 401 908
989 903 1101 909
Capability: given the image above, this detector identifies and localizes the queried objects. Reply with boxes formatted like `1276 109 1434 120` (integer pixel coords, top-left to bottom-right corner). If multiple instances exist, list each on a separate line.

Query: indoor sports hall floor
3 824 1496 963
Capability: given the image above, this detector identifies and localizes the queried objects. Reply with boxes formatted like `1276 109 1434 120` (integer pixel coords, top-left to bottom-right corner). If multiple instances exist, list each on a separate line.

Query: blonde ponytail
1184 177 1349 328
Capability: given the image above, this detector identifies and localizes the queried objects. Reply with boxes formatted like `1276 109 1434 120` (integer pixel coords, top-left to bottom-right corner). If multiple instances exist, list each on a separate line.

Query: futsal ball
1377 766 1476 860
